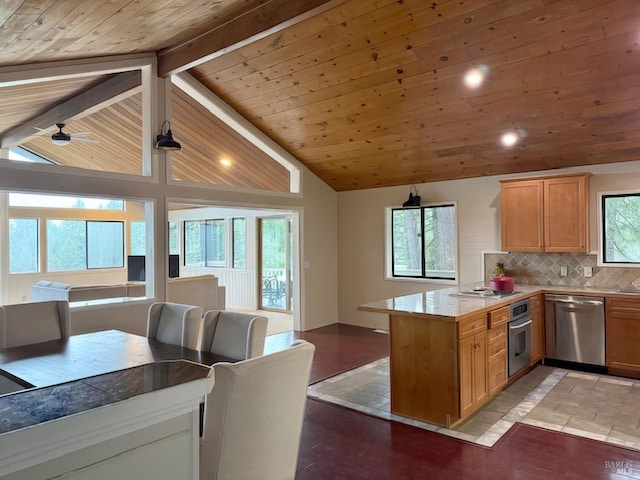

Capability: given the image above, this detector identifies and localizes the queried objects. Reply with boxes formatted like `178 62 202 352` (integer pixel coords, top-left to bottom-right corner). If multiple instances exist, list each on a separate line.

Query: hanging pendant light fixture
155 120 181 150
402 185 421 207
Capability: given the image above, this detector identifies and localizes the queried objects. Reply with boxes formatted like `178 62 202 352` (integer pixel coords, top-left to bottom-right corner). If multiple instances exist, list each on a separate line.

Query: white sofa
31 274 225 311
31 281 136 302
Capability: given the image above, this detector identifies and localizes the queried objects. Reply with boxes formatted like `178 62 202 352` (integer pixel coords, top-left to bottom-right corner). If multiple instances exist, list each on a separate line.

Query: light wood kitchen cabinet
458 314 489 419
500 173 590 252
487 306 509 396
500 179 544 252
605 297 640 374
385 301 530 428
529 294 543 365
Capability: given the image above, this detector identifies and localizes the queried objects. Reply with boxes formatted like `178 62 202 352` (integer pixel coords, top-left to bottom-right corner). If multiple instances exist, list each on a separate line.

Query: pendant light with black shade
155 120 181 151
402 185 421 207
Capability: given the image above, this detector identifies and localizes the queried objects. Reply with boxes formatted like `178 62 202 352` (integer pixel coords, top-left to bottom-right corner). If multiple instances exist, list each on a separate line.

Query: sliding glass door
258 216 291 312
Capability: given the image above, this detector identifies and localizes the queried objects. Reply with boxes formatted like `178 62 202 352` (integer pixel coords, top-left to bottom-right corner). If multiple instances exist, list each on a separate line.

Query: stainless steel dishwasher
544 294 605 366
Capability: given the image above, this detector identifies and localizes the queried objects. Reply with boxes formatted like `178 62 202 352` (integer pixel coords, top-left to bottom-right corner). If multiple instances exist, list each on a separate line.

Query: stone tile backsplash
483 252 640 290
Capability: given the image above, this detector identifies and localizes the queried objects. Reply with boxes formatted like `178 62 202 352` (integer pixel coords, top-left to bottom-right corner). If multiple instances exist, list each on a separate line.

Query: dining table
0 329 234 437
0 329 232 479
0 329 232 390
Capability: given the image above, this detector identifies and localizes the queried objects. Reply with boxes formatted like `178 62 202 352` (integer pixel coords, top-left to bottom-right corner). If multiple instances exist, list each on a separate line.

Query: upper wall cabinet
500 173 591 253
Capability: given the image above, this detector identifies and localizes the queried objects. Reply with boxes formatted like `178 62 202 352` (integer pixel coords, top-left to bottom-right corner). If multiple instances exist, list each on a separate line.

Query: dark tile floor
290 323 640 479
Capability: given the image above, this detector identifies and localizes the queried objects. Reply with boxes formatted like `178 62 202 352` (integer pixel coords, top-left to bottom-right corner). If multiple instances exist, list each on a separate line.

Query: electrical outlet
583 266 593 277
560 266 568 277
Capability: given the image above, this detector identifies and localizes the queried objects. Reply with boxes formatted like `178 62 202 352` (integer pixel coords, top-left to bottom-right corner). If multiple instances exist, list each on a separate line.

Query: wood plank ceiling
1 0 640 191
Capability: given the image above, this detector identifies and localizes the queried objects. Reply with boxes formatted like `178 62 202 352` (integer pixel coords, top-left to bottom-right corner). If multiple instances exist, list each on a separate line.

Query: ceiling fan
36 123 98 146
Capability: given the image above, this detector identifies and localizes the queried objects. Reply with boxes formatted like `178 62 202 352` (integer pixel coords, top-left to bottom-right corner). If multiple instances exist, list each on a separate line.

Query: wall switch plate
560 266 568 277
584 266 593 277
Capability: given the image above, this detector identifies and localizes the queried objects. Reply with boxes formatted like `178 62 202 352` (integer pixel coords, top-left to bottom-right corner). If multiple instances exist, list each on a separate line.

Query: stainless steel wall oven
508 298 531 377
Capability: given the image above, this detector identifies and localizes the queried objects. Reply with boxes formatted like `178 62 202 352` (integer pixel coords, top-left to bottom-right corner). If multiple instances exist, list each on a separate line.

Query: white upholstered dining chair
200 340 315 480
200 310 268 361
146 302 204 350
0 300 70 349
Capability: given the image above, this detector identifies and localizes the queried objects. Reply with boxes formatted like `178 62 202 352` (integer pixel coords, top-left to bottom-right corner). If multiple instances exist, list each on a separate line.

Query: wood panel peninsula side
359 286 541 428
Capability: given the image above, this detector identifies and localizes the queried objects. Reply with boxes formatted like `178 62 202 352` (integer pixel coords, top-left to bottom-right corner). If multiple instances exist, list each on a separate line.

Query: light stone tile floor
307 358 640 450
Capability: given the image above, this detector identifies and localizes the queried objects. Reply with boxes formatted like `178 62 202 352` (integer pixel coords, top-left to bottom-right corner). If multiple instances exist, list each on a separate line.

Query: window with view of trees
130 221 145 256
46 220 124 271
390 204 457 280
47 220 86 271
131 221 178 256
232 218 246 269
9 218 38 273
169 221 179 255
87 221 124 268
602 193 640 264
185 219 225 267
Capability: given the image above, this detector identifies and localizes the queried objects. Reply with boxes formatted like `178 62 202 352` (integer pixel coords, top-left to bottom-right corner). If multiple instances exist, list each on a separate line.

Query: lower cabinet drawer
488 336 507 359
487 324 507 344
488 353 507 395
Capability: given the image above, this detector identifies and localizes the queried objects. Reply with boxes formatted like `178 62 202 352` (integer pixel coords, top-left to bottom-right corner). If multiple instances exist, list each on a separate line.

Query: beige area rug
229 308 293 336
308 359 640 450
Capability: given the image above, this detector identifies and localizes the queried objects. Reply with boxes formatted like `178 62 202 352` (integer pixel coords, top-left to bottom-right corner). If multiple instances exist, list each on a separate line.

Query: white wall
301 170 338 331
338 161 640 330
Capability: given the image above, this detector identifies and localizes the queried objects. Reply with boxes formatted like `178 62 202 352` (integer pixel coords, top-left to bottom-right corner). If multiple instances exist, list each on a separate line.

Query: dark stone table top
0 360 210 435
0 330 229 436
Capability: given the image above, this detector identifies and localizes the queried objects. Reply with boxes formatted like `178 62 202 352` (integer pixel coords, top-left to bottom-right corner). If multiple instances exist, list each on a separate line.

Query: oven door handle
509 320 532 330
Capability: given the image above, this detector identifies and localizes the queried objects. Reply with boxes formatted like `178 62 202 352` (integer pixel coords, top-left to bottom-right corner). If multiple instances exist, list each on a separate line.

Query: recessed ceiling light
464 64 489 88
220 158 232 167
501 132 519 147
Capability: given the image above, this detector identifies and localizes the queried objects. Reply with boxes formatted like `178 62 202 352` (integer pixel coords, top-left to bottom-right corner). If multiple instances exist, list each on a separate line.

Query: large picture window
130 221 146 256
87 221 124 269
389 204 457 280
47 220 87 271
184 219 225 267
205 219 225 267
169 221 179 255
9 218 38 273
46 220 124 271
601 193 640 265
232 217 246 269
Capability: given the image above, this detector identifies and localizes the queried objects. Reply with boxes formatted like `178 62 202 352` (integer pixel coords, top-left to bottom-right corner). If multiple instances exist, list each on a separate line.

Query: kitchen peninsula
359 284 640 428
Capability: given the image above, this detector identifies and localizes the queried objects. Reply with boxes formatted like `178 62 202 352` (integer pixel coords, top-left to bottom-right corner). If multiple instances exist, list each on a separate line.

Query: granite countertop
0 360 210 436
359 284 636 320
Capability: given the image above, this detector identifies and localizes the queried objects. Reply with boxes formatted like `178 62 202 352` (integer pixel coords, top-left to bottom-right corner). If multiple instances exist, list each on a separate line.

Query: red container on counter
489 276 515 293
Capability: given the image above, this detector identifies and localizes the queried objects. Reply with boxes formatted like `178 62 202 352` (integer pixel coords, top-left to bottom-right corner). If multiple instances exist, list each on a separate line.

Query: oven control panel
510 298 530 320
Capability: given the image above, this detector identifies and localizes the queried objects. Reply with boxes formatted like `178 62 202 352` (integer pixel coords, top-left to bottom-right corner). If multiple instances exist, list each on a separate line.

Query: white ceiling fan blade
34 127 53 133
70 131 92 137
74 138 99 144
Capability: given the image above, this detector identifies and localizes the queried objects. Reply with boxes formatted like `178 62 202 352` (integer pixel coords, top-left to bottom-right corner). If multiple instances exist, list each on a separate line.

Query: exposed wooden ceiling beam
1 70 141 148
157 0 349 78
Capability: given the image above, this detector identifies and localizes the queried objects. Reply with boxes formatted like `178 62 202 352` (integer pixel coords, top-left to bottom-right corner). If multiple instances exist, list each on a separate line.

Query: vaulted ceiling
1 0 639 191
